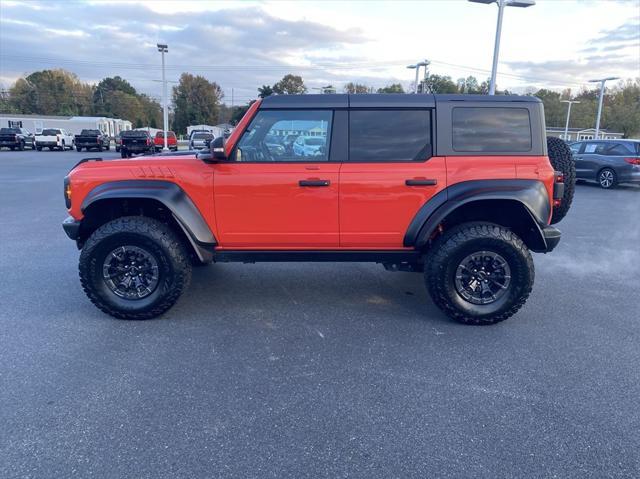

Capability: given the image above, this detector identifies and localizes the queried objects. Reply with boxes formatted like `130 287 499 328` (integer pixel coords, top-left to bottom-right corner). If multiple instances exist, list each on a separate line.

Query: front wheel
76 146 82 152
425 223 534 325
598 168 617 189
79 216 192 320
18 141 25 151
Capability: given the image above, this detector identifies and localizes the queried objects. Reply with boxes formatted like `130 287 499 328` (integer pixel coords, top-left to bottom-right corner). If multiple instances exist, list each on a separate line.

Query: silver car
569 139 640 189
189 132 214 150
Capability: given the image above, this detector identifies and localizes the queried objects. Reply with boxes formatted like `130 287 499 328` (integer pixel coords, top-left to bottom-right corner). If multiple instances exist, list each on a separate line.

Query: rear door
579 141 607 179
214 109 340 248
339 108 446 248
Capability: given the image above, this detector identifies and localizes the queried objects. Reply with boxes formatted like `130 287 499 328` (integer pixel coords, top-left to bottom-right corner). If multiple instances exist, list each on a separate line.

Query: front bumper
0 140 19 147
62 216 81 240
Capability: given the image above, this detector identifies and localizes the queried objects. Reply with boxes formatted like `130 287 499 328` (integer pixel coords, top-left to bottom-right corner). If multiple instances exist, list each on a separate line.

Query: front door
214 109 339 248
339 109 446 248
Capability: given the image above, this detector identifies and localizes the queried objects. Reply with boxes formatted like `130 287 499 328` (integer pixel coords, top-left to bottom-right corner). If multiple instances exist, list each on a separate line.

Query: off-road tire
79 216 192 320
425 222 534 325
546 136 575 224
598 168 617 189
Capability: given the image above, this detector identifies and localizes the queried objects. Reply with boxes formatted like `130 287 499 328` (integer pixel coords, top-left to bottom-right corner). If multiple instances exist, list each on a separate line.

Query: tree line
1 69 638 137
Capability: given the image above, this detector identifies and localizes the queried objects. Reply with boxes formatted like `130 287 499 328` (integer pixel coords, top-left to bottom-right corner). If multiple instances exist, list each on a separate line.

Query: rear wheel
79 216 192 320
18 140 25 151
60 140 66 151
546 137 575 224
425 222 534 325
76 146 82 152
36 146 42 151
598 168 617 189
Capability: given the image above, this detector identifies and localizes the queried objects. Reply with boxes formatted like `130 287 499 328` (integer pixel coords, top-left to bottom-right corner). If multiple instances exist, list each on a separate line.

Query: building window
452 107 532 152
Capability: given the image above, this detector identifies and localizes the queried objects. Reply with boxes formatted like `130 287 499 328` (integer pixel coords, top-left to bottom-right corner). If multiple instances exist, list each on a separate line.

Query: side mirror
197 136 226 163
210 136 226 159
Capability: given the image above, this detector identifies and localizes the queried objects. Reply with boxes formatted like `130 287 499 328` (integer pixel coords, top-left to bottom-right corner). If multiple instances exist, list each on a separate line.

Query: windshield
80 129 101 135
122 131 149 138
0 128 19 134
41 129 60 135
305 138 324 145
193 133 213 140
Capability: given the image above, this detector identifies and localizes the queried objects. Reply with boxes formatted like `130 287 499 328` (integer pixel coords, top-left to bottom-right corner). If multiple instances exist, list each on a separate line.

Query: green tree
377 83 405 94
343 82 371 94
258 85 274 98
272 74 307 95
8 69 92 115
423 74 458 94
172 73 223 134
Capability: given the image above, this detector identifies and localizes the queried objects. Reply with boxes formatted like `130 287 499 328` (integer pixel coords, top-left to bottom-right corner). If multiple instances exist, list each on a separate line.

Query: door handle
405 179 438 186
299 179 330 187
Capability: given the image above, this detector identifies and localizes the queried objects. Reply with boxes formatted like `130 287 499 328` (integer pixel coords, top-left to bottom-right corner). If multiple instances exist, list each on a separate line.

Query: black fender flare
404 179 552 250
81 180 216 259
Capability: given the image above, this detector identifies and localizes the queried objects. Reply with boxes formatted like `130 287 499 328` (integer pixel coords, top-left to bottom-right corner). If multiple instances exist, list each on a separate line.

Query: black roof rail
69 157 103 172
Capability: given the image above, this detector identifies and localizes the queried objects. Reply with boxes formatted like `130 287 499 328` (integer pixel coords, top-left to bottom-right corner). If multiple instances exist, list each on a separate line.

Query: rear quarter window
452 107 532 152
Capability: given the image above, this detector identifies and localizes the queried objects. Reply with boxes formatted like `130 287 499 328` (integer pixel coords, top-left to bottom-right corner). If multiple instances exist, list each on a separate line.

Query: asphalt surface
1 149 639 478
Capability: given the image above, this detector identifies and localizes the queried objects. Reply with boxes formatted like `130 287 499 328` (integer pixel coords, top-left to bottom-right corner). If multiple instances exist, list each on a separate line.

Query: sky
0 0 638 104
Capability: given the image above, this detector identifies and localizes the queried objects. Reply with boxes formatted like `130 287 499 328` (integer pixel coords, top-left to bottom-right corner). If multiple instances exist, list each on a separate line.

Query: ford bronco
62 94 575 324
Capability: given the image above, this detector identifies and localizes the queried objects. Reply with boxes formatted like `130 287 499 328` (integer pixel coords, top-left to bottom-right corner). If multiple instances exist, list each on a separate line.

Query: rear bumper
62 216 81 240
122 145 152 153
540 225 561 253
36 141 58 147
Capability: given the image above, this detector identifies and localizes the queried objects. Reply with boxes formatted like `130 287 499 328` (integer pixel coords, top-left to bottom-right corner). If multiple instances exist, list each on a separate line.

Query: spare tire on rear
546 136 575 224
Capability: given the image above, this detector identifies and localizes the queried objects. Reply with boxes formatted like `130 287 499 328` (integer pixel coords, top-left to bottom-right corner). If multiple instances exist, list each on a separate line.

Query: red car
154 131 178 152
62 94 575 324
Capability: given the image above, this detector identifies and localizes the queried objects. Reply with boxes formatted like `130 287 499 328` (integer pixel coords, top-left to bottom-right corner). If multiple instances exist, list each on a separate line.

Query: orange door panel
214 163 340 248
339 157 447 247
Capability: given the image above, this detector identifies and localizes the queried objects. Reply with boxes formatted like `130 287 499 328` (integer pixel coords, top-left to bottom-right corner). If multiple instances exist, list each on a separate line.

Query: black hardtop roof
260 93 540 109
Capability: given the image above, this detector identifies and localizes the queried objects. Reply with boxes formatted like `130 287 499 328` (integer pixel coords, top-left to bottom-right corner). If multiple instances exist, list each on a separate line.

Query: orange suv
62 94 575 324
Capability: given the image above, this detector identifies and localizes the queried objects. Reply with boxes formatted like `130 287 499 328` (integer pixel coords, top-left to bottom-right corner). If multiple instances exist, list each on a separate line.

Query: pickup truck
120 130 154 158
0 127 36 150
75 129 111 152
154 131 178 152
35 128 74 151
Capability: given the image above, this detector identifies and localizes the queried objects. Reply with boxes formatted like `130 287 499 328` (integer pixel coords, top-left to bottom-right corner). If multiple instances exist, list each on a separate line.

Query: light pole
560 100 580 141
157 43 169 151
406 60 428 93
469 0 535 95
589 77 619 139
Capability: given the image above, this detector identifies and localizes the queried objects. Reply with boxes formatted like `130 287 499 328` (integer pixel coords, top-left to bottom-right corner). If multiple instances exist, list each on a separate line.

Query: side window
605 143 634 156
452 107 531 152
569 142 582 154
349 109 431 162
235 110 332 162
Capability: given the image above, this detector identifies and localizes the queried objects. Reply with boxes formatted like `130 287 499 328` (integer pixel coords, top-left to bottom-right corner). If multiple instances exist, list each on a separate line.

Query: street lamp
406 60 428 93
469 0 536 95
157 43 169 151
561 100 580 141
589 77 619 139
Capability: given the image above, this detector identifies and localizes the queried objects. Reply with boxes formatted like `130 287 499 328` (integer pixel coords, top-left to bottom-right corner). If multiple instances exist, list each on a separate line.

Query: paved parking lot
1 149 639 478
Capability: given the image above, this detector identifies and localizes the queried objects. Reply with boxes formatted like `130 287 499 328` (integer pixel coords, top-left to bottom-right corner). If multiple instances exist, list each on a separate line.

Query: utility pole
589 77 619 139
157 43 169 151
560 100 580 141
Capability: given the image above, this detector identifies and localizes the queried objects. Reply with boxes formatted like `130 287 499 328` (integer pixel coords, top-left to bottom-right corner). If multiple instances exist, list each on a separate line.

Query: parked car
0 127 36 150
154 131 178 152
189 131 214 150
35 128 74 151
264 134 285 156
62 94 575 324
569 139 640 188
75 129 110 152
120 130 154 158
293 135 325 157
